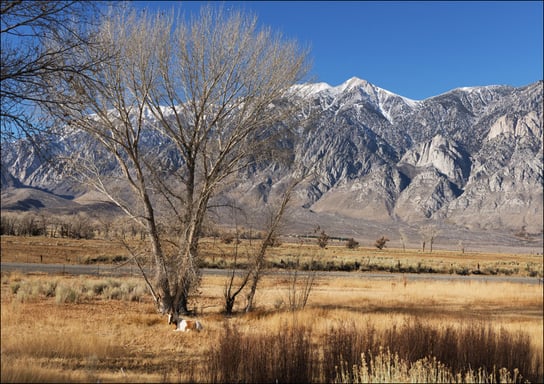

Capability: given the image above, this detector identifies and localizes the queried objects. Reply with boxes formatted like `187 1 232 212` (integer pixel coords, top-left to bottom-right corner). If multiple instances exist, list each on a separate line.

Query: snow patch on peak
292 77 420 117
457 86 481 92
290 82 332 97
399 95 419 108
445 84 509 97
336 77 419 107
335 77 368 93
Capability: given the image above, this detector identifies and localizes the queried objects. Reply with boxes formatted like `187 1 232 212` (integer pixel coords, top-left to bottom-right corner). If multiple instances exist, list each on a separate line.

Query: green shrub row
201 257 542 277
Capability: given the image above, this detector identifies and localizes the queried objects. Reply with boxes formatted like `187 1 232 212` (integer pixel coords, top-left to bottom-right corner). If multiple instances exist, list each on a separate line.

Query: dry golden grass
0 236 137 264
1 270 542 383
2 235 542 278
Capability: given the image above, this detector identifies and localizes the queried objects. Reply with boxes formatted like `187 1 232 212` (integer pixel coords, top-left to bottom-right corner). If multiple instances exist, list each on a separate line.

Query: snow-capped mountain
2 78 542 249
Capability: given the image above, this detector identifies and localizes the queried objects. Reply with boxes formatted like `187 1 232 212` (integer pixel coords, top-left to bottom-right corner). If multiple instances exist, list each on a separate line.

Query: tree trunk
172 192 208 315
225 296 235 315
244 271 258 312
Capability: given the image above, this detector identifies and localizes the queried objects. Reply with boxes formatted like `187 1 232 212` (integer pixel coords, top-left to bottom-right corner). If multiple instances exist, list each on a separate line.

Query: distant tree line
0 211 139 240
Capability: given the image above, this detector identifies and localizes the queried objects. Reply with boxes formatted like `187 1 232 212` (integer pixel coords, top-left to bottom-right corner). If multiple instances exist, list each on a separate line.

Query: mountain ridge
2 78 542 250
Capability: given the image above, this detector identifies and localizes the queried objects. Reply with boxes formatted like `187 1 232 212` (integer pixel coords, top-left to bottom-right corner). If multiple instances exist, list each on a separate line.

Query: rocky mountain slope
2 78 542 249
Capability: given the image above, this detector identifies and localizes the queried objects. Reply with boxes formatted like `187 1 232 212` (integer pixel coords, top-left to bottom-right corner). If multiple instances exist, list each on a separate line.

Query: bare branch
1 1 114 139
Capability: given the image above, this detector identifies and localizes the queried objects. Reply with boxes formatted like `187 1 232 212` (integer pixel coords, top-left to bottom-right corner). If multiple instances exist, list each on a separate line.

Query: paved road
0 262 249 278
1 262 541 285
1 262 137 276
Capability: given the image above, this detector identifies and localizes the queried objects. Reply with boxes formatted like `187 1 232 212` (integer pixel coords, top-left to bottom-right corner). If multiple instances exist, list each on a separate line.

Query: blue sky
133 1 543 100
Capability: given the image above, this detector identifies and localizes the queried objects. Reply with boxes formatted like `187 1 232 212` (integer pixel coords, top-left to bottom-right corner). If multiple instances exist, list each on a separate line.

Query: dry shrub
380 318 536 382
333 349 527 384
207 318 540 383
9 278 58 302
80 278 146 301
333 349 454 384
345 238 359 249
322 321 378 381
209 321 316 383
2 273 147 305
55 284 80 304
85 279 109 295
325 318 539 384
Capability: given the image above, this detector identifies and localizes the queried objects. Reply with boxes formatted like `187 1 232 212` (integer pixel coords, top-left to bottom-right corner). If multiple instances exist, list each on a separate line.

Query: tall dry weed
209 320 316 383
333 350 526 384
207 317 540 383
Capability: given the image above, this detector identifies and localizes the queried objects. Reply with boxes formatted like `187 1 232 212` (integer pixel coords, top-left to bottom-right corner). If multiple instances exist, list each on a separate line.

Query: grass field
1 268 543 383
1 235 543 382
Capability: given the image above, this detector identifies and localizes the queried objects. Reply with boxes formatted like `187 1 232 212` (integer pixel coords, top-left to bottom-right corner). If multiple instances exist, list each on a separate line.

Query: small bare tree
222 204 250 315
346 238 359 249
317 230 329 249
287 244 317 311
420 224 440 253
244 177 303 312
399 229 408 252
222 167 313 314
224 249 251 315
47 6 309 319
221 230 250 314
458 240 465 254
374 236 389 250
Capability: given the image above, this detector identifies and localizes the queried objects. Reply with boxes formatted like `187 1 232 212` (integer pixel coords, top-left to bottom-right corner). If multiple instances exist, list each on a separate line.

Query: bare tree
288 266 317 312
420 224 440 253
221 203 251 315
223 171 312 314
0 0 111 141
47 6 309 318
317 230 329 249
458 240 465 254
345 238 359 249
374 236 389 250
222 223 250 315
399 229 408 252
244 177 303 312
287 244 317 311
